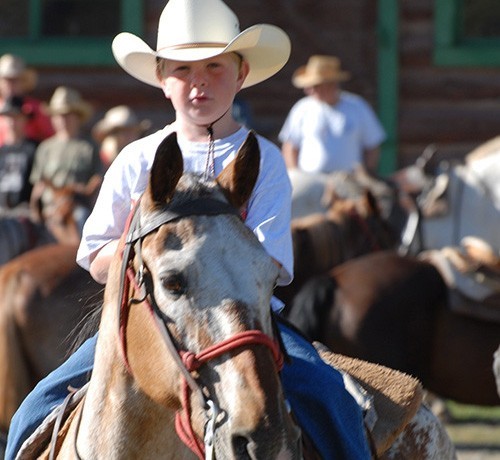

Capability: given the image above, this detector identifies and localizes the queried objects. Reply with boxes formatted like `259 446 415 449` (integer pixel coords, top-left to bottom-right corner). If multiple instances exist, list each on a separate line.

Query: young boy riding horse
6 1 370 458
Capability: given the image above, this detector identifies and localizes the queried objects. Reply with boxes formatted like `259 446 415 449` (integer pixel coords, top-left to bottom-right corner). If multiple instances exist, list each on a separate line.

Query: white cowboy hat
0 54 38 92
92 105 152 142
292 55 351 89
46 86 93 123
112 0 291 89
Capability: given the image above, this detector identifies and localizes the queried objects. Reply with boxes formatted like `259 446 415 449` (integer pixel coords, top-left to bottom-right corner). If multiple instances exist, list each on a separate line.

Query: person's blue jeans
6 322 370 459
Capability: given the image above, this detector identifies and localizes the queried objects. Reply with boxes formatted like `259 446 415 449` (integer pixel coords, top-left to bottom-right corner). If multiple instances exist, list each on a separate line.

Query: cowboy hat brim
112 24 290 89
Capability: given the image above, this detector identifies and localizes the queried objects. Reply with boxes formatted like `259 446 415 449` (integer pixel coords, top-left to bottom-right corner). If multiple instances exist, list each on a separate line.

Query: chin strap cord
204 124 215 180
202 107 232 180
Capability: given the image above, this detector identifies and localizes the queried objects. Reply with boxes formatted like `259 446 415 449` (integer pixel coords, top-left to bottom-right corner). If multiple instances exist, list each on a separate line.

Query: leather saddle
420 236 500 324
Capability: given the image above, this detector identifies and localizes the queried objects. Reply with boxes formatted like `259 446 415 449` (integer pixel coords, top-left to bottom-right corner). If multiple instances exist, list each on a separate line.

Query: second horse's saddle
420 236 500 324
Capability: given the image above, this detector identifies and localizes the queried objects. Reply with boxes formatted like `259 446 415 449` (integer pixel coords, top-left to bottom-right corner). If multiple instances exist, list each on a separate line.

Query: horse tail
285 274 337 342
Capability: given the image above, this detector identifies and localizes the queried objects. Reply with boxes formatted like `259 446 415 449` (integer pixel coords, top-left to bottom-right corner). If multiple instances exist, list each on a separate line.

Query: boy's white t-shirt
76 124 293 290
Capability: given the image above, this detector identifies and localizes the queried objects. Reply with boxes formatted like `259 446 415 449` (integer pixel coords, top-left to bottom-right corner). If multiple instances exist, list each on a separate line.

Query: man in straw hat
279 55 386 175
28 86 103 229
92 105 152 169
7 2 370 458
0 54 54 146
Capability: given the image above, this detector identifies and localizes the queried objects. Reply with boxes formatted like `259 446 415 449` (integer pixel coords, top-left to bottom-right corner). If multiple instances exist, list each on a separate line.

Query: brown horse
275 190 399 309
23 133 455 459
35 132 302 459
0 244 102 433
286 250 500 406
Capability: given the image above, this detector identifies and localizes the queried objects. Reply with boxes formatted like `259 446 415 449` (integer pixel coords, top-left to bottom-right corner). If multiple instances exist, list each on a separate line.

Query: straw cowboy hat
92 105 152 142
46 86 93 123
292 55 351 89
112 0 291 89
0 54 38 92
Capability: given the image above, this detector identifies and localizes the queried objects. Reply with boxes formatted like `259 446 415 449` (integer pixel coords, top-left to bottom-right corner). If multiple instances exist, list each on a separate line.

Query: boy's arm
89 239 120 284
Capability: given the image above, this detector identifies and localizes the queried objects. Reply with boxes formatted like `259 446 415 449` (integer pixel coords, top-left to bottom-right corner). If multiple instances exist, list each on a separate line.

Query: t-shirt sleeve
76 146 139 270
245 137 294 286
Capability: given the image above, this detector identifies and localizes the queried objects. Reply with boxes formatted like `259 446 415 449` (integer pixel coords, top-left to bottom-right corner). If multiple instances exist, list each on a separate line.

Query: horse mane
65 288 104 356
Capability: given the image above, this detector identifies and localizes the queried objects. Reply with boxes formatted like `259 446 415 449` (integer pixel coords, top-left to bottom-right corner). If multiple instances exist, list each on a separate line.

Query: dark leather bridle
117 195 284 459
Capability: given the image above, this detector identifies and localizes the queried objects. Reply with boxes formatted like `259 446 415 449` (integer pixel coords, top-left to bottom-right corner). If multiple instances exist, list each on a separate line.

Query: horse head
31 176 102 245
77 131 301 459
326 189 398 259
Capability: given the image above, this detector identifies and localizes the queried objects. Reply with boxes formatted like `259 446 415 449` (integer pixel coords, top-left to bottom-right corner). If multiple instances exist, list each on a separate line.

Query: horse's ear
216 130 260 209
146 132 184 205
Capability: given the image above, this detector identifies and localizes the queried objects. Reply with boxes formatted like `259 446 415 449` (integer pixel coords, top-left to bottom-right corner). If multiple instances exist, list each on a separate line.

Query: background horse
392 140 500 253
275 190 399 308
0 243 102 434
286 250 500 407
288 166 417 249
0 176 101 265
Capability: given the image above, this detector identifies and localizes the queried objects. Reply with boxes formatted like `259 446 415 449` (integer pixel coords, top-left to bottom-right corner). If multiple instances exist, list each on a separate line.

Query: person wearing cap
0 54 55 146
6 2 370 458
0 96 37 211
279 55 386 175
28 86 103 229
92 105 151 169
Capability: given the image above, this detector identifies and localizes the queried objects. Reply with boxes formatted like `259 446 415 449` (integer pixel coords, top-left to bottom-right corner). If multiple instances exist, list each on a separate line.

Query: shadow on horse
286 250 500 407
17 133 454 459
0 176 101 265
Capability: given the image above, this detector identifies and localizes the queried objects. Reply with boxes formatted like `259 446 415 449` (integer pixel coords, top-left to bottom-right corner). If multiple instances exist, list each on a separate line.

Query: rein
117 195 284 459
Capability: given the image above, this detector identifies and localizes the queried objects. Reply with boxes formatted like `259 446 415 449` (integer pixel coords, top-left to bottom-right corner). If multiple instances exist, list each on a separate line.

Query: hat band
157 42 228 53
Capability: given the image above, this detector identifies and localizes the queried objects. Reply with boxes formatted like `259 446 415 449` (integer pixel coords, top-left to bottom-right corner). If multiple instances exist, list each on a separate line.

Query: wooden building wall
29 0 380 148
399 0 500 167
19 0 500 170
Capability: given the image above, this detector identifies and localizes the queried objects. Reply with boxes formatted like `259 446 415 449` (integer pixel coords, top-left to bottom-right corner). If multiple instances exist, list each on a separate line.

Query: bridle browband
117 194 284 459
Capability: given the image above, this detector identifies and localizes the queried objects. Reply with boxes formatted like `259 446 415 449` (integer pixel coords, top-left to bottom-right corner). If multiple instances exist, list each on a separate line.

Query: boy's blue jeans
6 322 370 459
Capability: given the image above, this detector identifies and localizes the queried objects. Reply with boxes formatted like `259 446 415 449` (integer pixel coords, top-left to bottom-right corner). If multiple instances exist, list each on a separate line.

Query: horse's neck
78 385 184 459
75 330 188 458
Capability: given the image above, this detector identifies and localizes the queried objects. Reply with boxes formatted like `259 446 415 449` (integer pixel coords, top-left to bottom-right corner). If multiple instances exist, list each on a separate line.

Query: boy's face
158 53 249 127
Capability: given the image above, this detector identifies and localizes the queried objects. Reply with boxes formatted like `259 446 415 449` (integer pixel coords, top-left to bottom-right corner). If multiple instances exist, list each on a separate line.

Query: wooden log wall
22 0 498 170
399 0 500 167
30 0 380 148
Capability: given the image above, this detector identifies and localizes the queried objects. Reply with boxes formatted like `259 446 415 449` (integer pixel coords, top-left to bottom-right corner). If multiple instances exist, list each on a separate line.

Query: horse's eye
161 273 186 296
